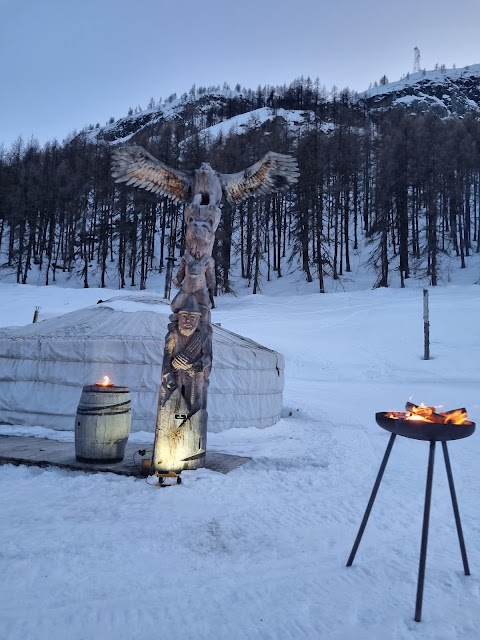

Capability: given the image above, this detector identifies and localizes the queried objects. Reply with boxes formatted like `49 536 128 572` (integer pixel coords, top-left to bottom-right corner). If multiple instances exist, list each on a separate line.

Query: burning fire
387 402 468 425
96 375 114 387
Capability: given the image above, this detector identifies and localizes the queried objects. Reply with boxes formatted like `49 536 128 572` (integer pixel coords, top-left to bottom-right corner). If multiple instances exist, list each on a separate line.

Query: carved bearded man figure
160 295 212 417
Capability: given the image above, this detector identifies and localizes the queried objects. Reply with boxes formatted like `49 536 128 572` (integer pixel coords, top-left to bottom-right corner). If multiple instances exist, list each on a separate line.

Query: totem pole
151 202 219 475
111 145 299 477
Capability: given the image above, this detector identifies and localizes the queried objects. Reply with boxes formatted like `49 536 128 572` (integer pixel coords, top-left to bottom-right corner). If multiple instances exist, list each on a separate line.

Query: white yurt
0 296 284 433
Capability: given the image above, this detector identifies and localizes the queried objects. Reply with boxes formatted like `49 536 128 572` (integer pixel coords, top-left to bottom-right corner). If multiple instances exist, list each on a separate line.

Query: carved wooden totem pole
112 145 299 477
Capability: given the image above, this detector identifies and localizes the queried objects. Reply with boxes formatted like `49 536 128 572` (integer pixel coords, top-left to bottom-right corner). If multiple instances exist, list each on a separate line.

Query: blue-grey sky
1 0 479 149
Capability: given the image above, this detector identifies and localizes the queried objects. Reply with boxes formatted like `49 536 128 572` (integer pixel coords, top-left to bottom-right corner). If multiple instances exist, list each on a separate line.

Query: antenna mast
413 47 421 73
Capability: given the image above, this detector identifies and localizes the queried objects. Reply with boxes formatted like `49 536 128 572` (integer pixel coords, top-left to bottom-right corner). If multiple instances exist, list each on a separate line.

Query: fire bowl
376 412 476 442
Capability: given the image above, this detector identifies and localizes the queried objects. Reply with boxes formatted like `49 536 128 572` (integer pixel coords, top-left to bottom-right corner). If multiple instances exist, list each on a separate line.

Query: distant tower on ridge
413 47 421 73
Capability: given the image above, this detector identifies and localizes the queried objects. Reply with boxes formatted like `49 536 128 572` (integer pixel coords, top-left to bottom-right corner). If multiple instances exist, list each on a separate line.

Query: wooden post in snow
163 255 176 301
423 289 430 360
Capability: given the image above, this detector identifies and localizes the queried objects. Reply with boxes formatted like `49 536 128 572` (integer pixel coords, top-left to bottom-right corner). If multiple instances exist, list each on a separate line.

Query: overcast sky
1 0 479 149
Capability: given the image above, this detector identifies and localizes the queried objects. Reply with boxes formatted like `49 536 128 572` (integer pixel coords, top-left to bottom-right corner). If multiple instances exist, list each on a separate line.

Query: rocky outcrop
359 65 480 117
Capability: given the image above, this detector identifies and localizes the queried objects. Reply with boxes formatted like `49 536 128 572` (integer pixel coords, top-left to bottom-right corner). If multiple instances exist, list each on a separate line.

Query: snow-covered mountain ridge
80 65 480 147
360 64 480 117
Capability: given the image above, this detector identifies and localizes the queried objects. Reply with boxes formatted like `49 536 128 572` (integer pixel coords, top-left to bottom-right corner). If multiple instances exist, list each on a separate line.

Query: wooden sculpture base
152 388 207 473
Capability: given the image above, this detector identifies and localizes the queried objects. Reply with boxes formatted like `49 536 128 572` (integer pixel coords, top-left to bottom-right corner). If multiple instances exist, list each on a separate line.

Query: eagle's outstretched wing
219 152 299 203
111 145 193 203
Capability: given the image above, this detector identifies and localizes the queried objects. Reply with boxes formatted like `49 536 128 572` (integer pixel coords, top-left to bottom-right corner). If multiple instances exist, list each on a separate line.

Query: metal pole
423 289 430 360
415 440 435 623
347 433 396 567
442 441 470 576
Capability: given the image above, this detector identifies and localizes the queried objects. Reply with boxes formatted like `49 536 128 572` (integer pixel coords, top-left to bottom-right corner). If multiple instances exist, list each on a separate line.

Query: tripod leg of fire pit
441 441 470 576
346 433 396 567
415 439 435 623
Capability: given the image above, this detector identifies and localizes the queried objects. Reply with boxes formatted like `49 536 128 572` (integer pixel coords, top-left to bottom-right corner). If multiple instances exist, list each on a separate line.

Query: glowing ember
387 402 468 425
96 375 114 387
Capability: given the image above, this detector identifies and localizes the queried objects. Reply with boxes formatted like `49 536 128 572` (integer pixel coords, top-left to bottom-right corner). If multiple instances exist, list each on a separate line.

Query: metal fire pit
376 412 475 442
347 411 476 622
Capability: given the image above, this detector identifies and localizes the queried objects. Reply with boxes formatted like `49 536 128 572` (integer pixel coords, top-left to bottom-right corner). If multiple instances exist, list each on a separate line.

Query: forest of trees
1 78 479 294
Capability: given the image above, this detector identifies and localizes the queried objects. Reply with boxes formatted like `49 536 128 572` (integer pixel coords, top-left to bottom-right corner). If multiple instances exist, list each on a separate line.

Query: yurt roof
0 295 284 433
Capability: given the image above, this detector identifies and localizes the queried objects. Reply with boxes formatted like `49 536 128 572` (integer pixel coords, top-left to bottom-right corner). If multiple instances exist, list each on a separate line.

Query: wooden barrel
75 384 131 463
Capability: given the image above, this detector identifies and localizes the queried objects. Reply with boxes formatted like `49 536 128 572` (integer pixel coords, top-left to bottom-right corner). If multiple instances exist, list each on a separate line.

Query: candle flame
97 375 113 387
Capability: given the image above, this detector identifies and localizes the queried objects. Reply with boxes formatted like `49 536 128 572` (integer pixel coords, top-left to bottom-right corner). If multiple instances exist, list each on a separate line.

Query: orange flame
387 402 468 425
407 403 435 422
96 375 113 387
443 409 469 425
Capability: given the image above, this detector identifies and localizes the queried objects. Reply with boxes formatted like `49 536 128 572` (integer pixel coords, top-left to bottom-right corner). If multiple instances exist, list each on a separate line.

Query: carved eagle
111 145 299 206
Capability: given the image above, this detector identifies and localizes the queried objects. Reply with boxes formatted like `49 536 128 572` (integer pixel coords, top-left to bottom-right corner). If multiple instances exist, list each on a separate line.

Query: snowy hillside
180 107 319 148
360 64 480 116
82 89 250 145
79 64 480 147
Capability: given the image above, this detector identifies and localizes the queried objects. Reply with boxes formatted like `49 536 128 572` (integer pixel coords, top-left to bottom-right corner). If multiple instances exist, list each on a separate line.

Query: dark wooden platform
0 435 250 477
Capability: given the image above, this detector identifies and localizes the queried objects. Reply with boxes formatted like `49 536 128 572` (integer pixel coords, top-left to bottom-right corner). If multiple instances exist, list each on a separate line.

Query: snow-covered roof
0 296 284 433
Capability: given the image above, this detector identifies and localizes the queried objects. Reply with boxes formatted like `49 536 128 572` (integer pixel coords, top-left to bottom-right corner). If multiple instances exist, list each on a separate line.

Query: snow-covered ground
1 279 480 639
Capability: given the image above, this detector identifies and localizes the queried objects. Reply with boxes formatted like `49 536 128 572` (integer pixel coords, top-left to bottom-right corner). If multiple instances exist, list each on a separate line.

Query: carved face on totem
178 311 201 337
184 204 221 259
